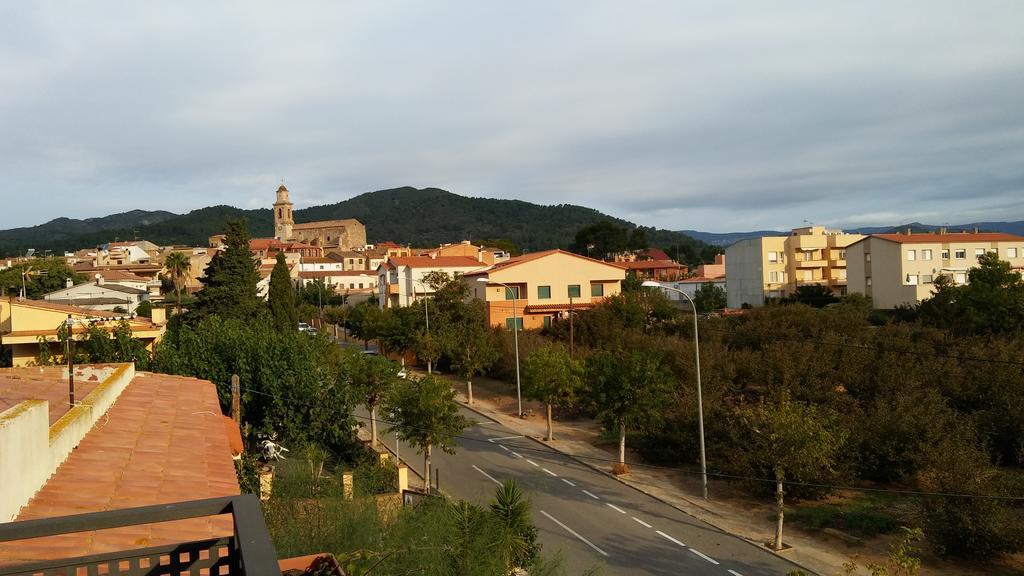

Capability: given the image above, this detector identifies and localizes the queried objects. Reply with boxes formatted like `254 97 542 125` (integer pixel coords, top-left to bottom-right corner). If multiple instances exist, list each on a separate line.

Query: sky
1 2 1022 233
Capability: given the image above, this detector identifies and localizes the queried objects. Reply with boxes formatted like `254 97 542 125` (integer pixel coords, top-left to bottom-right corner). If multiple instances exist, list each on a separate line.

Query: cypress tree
268 252 298 332
191 220 264 322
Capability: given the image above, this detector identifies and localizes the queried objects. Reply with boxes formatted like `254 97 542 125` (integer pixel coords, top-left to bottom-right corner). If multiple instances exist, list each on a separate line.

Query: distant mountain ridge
0 187 704 258
681 221 1024 247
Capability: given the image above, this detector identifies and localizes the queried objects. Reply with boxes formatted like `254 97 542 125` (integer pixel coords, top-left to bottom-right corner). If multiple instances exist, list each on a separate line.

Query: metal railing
0 495 281 576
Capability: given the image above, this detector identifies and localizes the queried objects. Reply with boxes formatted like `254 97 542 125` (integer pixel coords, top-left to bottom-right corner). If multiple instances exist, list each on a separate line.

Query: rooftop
0 366 113 425
864 232 1024 244
385 256 483 268
464 249 624 276
292 219 362 230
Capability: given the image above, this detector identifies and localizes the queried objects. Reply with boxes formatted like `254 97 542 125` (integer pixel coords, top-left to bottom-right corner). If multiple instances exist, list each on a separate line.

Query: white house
378 256 486 309
43 276 149 313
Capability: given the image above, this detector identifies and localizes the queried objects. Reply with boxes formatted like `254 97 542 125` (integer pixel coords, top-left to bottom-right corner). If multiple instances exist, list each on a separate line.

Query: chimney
430 253 437 259
973 226 979 234
939 227 947 234
715 253 725 265
906 228 912 235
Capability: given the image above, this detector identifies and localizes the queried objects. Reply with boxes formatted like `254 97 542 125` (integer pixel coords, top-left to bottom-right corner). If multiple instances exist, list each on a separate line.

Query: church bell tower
273 183 294 241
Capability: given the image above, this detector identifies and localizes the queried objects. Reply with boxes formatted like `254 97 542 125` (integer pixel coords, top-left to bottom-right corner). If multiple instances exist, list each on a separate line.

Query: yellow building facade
725 226 864 308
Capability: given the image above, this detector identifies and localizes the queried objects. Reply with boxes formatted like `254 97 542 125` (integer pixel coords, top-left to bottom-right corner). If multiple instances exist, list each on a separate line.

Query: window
906 274 918 285
358 283 363 289
803 270 812 281
537 285 551 299
505 286 520 300
839 269 847 280
505 317 524 331
543 316 552 329
769 271 780 283
954 273 967 284
1008 247 1018 258
922 274 934 284
906 250 916 261
838 250 846 260
975 248 985 258
591 283 604 297
349 283 354 289
568 285 581 298
866 277 872 286
941 249 950 259
767 251 778 262
803 251 814 261
865 253 871 262
955 249 966 259
922 249 932 260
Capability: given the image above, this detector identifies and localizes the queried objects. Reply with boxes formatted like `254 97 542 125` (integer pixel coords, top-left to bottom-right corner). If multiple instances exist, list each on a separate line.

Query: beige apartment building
465 250 626 330
725 226 864 308
846 232 1024 309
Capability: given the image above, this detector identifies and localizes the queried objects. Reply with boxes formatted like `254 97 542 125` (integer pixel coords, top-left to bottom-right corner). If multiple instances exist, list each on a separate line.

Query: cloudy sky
1 2 1022 232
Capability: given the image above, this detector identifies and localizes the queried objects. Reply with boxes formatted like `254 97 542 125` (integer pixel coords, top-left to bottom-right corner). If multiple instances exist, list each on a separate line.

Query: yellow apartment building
725 226 864 308
846 232 1024 309
464 250 626 330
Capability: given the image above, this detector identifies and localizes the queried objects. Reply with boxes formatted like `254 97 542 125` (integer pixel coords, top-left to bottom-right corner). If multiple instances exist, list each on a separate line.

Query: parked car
298 322 317 334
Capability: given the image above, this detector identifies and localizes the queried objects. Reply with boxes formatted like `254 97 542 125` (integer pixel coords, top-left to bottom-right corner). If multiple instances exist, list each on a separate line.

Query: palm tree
489 479 534 573
163 251 191 312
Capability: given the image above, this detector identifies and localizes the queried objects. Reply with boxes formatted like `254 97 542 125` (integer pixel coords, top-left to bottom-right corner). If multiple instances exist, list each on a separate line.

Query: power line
238 385 1024 502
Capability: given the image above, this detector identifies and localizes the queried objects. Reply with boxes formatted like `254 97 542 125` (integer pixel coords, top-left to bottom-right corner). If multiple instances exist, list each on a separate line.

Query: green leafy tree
268 252 298 333
693 282 727 312
191 220 264 322
385 375 471 490
522 344 581 441
918 252 1024 334
569 221 629 260
135 300 153 318
347 301 384 350
450 302 499 405
738 394 847 551
587 348 673 468
627 227 649 251
0 258 85 299
163 251 192 312
350 353 402 447
789 285 839 308
489 479 540 573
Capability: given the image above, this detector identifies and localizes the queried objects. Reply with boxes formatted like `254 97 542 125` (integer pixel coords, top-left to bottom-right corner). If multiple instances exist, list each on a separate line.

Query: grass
785 494 901 538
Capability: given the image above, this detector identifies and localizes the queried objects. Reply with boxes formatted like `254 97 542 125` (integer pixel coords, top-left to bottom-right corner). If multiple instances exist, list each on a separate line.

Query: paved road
358 406 805 576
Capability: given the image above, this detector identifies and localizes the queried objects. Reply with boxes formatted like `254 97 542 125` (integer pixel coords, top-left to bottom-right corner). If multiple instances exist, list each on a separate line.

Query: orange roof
292 218 362 230
299 270 375 279
860 232 1024 245
0 366 110 425
7 297 104 318
0 372 239 563
465 249 631 276
614 260 686 271
386 256 483 268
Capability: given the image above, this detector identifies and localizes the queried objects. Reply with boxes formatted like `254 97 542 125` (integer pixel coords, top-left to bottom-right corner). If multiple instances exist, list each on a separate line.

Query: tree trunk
467 379 473 404
619 423 626 464
545 402 554 441
774 474 785 551
370 404 378 448
427 359 432 374
424 445 432 493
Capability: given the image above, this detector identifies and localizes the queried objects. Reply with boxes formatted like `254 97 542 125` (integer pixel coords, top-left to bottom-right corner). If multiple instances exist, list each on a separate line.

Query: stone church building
272 184 367 251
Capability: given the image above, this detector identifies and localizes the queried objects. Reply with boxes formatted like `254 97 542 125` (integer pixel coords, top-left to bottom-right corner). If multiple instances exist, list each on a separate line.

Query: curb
457 398 823 576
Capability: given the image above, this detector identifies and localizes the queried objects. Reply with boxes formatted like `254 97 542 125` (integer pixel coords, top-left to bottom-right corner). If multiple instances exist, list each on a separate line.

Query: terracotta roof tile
865 232 1024 244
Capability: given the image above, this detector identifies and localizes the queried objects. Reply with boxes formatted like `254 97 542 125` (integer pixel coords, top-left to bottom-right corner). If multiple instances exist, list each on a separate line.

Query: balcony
796 259 827 268
0 496 282 576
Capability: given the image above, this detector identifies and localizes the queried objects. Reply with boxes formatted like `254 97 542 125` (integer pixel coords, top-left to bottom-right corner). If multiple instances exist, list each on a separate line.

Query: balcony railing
0 496 280 576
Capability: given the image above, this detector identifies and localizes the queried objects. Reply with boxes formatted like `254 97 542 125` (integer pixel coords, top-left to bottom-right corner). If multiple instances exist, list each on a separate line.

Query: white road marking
498 444 509 451
727 570 745 576
540 510 609 557
632 516 652 528
656 530 686 548
526 459 539 467
606 503 626 514
489 435 525 442
561 478 576 487
542 468 558 477
690 549 719 565
472 465 502 486
582 489 600 500
510 451 522 458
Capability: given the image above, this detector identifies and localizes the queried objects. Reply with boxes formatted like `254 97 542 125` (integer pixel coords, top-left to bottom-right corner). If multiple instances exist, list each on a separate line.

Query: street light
476 277 522 418
411 278 432 374
642 280 708 500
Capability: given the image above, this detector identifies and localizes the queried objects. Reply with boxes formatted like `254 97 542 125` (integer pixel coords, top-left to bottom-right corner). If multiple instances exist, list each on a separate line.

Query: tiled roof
7 298 104 317
0 366 112 425
0 372 239 563
386 256 483 268
44 298 131 307
299 270 375 279
465 249 629 275
864 232 1024 244
92 270 148 282
613 260 686 270
292 219 362 230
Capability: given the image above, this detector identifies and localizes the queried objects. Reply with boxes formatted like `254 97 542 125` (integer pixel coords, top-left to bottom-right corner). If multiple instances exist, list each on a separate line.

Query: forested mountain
0 187 709 260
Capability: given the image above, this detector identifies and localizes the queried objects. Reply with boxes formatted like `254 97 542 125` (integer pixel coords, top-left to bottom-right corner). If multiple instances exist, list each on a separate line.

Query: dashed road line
690 548 719 565
498 444 509 451
632 516 652 528
582 489 600 500
727 570 745 576
606 503 626 514
561 478 576 487
471 465 502 486
542 468 558 477
526 459 539 467
656 530 686 548
540 510 609 557
510 451 522 458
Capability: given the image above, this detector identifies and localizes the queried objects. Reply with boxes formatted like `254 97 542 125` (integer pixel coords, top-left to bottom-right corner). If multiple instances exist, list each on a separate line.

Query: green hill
0 186 711 263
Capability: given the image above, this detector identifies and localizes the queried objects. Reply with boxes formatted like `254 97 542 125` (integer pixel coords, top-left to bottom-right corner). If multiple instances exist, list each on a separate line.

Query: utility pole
65 315 75 407
231 374 240 423
569 296 574 358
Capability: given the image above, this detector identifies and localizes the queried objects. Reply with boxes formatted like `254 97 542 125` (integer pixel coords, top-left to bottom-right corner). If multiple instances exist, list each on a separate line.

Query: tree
135 300 153 318
347 301 384 350
569 221 629 260
268 252 298 333
587 348 673 469
918 252 1024 334
385 375 471 490
191 220 264 322
489 479 540 573
450 302 499 405
163 251 192 312
627 227 649 251
350 353 402 448
522 344 581 441
0 258 85 299
738 394 847 551
789 285 838 308
693 282 727 312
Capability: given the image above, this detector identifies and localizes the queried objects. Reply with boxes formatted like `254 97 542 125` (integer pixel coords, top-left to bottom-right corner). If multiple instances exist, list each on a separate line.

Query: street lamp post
642 280 708 499
411 278 432 374
476 277 522 418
